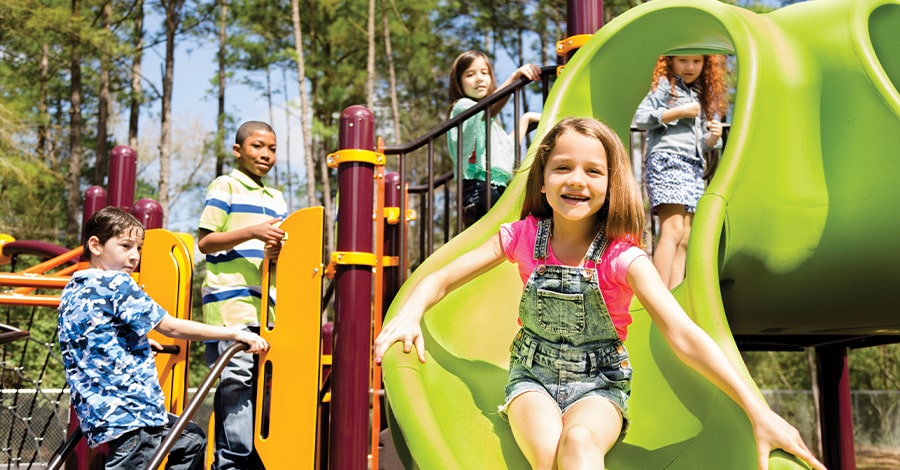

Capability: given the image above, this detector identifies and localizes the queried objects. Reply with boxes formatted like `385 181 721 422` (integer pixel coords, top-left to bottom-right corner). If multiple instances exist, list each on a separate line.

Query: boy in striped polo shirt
198 121 287 469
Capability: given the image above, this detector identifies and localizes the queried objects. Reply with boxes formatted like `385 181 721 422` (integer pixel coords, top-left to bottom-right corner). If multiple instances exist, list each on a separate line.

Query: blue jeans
205 331 265 470
105 413 205 470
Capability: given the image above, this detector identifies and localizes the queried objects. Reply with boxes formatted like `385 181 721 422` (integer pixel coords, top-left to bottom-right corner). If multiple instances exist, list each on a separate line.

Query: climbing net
1 243 72 468
1 304 69 468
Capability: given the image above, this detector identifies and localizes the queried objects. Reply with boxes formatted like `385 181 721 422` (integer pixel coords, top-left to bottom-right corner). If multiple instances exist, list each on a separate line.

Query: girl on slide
634 54 728 289
374 117 823 470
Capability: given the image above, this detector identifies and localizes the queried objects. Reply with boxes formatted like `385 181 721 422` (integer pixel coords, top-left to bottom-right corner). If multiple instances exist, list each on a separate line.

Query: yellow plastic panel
254 207 325 468
141 229 194 414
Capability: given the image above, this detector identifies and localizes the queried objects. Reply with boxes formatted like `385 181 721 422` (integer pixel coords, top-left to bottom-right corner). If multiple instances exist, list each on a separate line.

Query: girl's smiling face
460 56 493 100
671 55 705 84
541 131 609 224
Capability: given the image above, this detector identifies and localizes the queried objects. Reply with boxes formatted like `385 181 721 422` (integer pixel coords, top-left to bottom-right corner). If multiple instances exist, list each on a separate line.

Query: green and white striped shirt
199 169 287 327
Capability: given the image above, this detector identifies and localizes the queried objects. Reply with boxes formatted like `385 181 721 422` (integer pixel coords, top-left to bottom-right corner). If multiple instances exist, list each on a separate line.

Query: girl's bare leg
556 397 622 470
669 211 693 288
653 204 689 288
508 392 564 470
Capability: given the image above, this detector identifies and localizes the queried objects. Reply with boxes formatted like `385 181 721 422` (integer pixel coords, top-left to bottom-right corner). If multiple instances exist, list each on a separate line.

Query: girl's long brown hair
446 50 497 118
520 117 645 244
651 55 728 119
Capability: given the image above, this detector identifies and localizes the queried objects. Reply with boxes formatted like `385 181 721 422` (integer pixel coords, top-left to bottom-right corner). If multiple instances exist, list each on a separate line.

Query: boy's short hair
235 121 275 145
82 207 145 258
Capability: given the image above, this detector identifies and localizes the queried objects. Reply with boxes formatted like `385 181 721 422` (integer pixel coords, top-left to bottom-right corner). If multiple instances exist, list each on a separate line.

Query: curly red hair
651 55 728 119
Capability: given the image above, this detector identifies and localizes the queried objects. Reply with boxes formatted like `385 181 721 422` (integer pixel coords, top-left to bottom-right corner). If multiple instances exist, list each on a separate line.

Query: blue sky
116 27 305 231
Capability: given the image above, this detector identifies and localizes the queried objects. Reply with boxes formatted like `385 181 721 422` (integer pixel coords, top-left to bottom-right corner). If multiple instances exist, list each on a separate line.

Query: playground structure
1 0 899 468
378 0 900 469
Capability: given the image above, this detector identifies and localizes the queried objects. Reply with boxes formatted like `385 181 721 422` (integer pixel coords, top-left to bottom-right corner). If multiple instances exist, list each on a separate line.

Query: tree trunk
94 0 112 186
159 0 185 226
807 347 823 457
281 67 293 212
366 0 375 110
67 0 84 240
38 43 50 164
128 0 144 150
215 0 227 177
265 67 276 185
319 144 333 253
290 0 316 208
382 1 400 142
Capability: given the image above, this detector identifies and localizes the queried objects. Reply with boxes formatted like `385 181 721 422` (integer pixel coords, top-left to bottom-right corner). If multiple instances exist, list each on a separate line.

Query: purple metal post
382 172 402 314
567 0 604 36
565 0 604 62
82 186 108 243
331 105 376 470
132 198 164 229
319 322 334 469
107 145 137 211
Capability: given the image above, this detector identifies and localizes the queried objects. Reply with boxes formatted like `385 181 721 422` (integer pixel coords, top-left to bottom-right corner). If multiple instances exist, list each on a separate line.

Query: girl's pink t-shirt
499 215 648 341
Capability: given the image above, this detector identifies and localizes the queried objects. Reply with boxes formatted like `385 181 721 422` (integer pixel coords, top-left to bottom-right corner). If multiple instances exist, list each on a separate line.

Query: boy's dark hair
82 207 145 258
235 121 275 145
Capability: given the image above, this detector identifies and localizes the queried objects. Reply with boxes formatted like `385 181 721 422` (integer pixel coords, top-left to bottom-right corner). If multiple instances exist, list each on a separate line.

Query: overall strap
584 224 610 263
584 207 611 263
533 218 553 260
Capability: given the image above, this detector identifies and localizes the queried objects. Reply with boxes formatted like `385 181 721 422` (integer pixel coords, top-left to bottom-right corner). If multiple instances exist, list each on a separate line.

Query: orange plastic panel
254 207 324 468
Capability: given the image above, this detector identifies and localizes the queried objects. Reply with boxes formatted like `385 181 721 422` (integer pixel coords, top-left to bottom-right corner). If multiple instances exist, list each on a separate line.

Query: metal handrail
0 322 29 346
382 65 555 275
147 341 249 469
46 426 82 470
382 66 554 155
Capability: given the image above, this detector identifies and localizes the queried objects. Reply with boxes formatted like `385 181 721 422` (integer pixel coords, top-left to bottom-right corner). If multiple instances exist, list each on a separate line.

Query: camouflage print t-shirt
58 269 168 447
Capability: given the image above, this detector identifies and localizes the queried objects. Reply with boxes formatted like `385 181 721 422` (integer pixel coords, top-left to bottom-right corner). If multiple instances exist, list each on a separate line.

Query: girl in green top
447 50 542 227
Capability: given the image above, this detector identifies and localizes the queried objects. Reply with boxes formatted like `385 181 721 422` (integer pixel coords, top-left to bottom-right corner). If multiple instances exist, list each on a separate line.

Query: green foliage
743 350 813 390
744 345 900 392
850 344 900 391
0 156 67 242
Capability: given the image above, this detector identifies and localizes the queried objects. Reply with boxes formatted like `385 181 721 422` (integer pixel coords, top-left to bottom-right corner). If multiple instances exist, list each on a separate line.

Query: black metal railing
382 65 556 274
382 65 731 281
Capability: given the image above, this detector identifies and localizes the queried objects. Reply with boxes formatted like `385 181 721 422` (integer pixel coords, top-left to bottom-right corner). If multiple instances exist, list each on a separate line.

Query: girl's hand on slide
753 409 827 470
373 314 426 365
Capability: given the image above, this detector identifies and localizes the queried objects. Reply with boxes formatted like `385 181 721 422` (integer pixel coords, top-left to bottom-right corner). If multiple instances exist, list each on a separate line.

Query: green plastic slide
380 0 900 468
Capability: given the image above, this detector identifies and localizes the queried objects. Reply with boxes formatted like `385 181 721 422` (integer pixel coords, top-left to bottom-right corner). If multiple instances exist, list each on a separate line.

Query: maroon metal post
319 322 334 469
567 0 604 36
330 105 376 470
565 0 604 62
82 186 107 243
382 172 402 314
132 198 164 230
816 346 856 469
107 145 137 211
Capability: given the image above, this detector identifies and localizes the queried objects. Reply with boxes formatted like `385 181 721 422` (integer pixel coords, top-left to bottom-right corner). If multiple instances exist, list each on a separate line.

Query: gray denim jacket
633 76 721 159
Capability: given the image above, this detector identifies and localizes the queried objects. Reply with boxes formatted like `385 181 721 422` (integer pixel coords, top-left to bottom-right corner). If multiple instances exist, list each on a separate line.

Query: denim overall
500 218 632 431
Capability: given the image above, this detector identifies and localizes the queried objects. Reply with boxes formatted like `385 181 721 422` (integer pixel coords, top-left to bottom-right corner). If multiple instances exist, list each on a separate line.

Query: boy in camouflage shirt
58 207 269 469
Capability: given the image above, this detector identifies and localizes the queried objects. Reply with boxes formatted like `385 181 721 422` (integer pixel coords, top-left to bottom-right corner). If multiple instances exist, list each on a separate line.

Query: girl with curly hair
634 54 728 288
